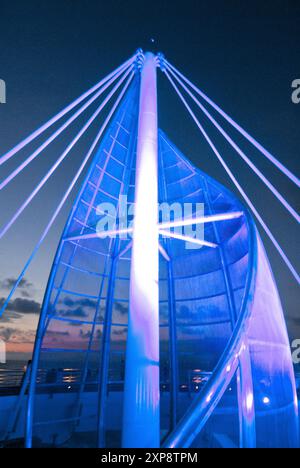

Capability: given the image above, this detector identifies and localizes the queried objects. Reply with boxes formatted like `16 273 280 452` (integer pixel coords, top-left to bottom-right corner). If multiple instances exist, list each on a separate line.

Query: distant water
0 360 27 388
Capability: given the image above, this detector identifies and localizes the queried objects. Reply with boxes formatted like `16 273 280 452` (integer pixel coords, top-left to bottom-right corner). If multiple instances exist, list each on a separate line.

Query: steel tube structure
97 110 138 448
159 229 217 248
166 66 299 223
0 72 134 318
163 210 258 447
165 59 300 188
0 63 133 190
202 177 256 448
0 55 135 166
0 67 133 241
1 50 298 450
122 52 160 448
23 73 135 448
158 144 178 431
165 70 300 284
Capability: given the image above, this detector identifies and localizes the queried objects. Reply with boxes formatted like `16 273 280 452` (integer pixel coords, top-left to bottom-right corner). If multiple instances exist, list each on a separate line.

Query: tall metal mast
122 52 160 448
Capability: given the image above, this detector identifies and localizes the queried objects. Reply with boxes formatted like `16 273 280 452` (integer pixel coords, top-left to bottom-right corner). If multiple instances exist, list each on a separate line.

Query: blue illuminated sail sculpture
1 51 298 449
25 77 298 449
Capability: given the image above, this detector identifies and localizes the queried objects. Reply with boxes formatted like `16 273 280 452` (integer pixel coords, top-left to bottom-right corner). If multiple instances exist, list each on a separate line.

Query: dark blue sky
0 0 299 357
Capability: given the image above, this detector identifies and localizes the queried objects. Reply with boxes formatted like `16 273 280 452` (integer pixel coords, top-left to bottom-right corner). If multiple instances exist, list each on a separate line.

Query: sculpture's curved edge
163 208 258 448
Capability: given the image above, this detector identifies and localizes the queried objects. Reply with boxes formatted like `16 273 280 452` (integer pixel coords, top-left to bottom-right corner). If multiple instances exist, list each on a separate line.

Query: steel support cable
165 59 300 188
0 55 136 166
166 65 300 223
164 70 300 284
0 72 134 318
0 66 133 241
0 62 134 190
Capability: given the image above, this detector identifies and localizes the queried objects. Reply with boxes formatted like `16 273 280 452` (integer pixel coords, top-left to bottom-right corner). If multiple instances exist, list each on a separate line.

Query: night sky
0 0 299 360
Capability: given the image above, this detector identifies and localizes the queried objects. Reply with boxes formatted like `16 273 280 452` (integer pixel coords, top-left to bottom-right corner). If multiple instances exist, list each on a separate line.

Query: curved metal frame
16 51 298 450
163 197 258 448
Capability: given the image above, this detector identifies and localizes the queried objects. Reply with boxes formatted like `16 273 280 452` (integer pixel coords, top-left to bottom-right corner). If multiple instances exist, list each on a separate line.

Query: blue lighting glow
4 52 295 449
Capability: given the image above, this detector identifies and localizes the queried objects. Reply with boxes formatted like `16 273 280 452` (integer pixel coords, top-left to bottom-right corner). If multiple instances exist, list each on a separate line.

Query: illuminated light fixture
159 211 244 230
65 211 240 245
159 229 217 248
65 227 133 243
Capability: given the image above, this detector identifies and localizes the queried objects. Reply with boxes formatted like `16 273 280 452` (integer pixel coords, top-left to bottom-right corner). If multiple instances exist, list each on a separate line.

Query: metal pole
122 52 160 448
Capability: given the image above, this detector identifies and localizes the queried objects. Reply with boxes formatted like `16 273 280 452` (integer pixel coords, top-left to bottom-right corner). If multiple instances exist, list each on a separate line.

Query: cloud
112 327 127 336
0 327 18 341
0 310 23 323
55 296 103 323
79 329 91 339
114 302 128 315
0 326 36 344
61 307 88 318
1 277 33 290
20 290 31 298
79 328 102 340
290 317 300 327
42 329 70 345
68 321 82 327
46 330 70 336
0 297 41 315
60 297 97 308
